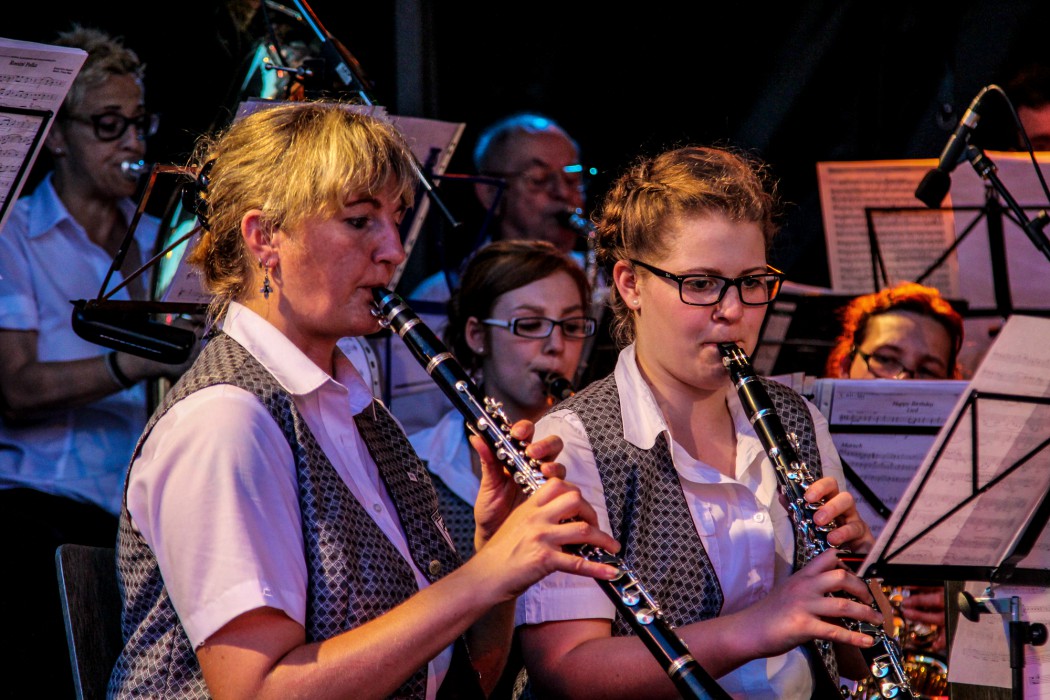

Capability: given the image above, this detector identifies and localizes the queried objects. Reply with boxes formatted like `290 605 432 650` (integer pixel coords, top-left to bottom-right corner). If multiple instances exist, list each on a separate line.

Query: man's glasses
628 259 784 307
852 348 947 380
482 316 597 339
486 163 594 195
66 112 160 142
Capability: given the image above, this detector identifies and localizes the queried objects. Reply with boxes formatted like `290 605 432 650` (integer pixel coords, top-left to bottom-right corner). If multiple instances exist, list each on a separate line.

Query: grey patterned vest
109 333 476 699
430 474 477 560
561 374 841 695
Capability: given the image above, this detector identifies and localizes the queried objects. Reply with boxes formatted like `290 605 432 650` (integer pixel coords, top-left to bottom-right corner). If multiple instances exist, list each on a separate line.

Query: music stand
860 314 1050 697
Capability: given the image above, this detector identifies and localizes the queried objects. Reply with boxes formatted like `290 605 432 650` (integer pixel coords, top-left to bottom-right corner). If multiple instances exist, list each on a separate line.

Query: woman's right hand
732 550 884 659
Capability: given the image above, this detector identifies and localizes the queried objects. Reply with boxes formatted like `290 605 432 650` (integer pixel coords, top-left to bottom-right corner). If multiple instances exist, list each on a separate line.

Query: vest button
429 559 442 576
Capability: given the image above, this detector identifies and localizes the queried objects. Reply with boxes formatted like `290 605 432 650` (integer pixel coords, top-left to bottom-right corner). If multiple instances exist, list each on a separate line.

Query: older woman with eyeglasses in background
0 24 196 698
825 281 965 382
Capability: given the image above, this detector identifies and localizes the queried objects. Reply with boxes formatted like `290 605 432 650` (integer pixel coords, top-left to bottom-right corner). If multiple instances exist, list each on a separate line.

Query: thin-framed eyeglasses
852 347 947 380
65 112 160 142
485 163 595 195
482 316 598 339
628 259 784 306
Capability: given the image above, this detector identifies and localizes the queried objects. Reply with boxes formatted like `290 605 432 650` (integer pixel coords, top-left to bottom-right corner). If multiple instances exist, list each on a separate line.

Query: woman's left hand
469 418 566 550
805 476 876 553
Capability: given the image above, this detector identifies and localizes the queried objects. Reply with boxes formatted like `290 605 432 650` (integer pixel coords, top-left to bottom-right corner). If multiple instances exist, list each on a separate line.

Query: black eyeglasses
485 163 594 195
482 316 597 339
66 112 160 142
852 348 947 380
628 259 784 306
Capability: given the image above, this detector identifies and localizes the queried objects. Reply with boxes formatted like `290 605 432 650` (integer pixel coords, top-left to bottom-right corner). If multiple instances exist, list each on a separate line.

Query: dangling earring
260 261 273 299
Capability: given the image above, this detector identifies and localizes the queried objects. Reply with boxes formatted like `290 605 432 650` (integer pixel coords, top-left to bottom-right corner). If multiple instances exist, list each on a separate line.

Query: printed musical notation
0 73 64 87
861 315 1050 576
0 36 87 235
810 378 969 538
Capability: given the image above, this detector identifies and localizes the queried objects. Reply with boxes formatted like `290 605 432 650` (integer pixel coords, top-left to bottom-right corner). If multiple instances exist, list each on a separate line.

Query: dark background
6 0 1050 294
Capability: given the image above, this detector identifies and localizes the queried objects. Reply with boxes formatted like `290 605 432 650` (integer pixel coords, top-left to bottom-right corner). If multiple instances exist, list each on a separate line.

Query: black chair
54 544 123 700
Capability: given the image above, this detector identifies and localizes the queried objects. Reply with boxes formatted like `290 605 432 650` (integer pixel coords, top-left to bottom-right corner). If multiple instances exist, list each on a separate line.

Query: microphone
915 86 992 208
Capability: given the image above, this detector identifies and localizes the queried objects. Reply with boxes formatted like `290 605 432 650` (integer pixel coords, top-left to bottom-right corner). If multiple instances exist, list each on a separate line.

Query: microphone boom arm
965 144 1050 264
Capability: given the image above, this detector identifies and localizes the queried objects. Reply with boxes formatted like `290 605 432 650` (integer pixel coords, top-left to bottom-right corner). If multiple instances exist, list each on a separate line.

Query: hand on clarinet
805 475 876 553
734 549 885 658
466 418 621 600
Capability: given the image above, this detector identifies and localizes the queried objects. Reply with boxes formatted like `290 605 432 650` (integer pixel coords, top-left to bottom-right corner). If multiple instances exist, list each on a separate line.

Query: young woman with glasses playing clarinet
516 145 894 700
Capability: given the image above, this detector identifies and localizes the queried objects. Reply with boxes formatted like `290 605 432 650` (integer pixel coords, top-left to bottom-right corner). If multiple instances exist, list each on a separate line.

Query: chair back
55 544 123 700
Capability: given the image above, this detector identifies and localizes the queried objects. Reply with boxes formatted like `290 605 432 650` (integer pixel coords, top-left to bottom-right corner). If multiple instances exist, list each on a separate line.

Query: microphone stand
963 144 1050 266
289 0 460 231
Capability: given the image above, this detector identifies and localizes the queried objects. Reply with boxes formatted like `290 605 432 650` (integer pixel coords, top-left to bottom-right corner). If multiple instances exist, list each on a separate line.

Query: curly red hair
825 282 964 379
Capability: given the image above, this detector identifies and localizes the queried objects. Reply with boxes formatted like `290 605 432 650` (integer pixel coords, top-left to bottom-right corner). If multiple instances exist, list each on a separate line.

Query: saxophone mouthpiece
541 371 576 402
554 208 595 237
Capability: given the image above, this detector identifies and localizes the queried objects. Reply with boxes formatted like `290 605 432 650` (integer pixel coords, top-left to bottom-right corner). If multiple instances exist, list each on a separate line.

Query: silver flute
372 287 730 700
718 342 915 699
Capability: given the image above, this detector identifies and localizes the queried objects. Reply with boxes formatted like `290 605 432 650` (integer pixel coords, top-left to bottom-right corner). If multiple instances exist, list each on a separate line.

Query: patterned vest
561 374 841 695
109 333 478 699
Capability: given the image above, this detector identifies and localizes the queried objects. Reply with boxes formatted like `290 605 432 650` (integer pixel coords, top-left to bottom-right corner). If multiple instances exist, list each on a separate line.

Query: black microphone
915 86 992 208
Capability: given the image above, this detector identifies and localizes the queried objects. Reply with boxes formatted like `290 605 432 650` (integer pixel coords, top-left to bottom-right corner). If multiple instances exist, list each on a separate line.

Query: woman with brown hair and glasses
516 145 883 699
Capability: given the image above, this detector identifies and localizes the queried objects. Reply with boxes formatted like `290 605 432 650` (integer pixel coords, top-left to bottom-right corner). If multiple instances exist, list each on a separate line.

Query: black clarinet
718 343 915 700
372 287 730 700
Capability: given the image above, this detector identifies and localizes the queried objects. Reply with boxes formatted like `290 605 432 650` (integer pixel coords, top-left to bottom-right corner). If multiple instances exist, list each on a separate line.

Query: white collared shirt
126 302 451 698
409 407 478 507
518 344 845 699
0 174 159 514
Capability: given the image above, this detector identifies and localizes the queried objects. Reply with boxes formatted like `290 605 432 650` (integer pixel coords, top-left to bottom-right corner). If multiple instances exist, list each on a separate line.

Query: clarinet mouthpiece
541 371 575 402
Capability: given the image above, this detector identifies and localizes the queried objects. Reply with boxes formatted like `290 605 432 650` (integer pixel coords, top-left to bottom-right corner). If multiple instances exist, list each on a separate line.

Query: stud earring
260 261 273 299
632 299 640 306
52 147 64 156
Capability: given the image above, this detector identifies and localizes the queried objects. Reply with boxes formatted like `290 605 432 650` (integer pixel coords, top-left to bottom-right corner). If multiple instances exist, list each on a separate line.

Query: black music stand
860 315 1050 699
864 146 1050 319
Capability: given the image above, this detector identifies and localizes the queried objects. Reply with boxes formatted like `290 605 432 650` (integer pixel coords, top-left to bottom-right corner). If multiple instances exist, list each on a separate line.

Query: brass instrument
849 586 948 699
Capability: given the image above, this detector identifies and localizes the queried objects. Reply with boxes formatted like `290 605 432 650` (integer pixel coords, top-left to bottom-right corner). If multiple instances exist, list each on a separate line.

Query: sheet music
949 582 1050 694
810 378 969 538
860 315 1050 576
0 37 87 236
947 150 1050 310
817 159 958 295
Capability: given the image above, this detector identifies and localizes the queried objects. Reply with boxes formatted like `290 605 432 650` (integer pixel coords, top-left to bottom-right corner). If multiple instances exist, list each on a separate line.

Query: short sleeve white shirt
0 174 158 514
126 303 451 698
518 344 845 700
